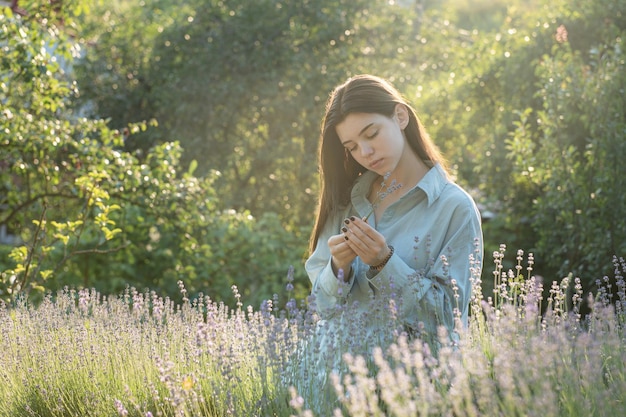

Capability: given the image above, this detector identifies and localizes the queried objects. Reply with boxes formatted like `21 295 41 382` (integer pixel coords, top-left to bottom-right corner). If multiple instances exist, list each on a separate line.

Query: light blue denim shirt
306 164 483 338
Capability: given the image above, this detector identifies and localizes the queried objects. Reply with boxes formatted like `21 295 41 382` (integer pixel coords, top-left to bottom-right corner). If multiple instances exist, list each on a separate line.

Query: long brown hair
308 74 448 253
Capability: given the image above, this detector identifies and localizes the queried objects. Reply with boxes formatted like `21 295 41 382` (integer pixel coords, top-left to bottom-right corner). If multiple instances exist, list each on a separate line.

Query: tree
421 0 626 291
6 0 623 304
71 0 431 229
520 4 626 282
0 7 308 306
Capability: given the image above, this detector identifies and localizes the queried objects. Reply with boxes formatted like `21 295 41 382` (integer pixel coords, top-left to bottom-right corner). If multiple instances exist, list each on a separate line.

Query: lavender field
1 249 625 416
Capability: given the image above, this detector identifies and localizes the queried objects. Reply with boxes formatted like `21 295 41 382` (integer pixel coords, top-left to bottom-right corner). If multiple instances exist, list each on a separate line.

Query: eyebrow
340 122 375 146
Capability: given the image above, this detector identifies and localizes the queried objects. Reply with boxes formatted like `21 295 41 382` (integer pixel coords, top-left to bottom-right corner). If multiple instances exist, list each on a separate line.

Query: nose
360 143 374 158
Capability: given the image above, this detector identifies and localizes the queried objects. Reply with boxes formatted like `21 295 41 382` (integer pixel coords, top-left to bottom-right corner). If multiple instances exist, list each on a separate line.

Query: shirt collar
352 163 449 210
416 163 449 207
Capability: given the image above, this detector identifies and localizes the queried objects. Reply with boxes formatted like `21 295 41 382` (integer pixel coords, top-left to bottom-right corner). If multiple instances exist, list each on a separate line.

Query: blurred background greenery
1 0 624 309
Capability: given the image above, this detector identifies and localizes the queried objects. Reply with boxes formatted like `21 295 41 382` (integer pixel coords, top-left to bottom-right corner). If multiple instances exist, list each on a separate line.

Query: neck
386 155 430 191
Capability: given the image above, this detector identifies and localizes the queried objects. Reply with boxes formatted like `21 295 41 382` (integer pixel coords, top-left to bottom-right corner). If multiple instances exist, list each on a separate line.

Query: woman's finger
343 217 383 248
329 234 357 259
350 217 383 241
342 222 387 265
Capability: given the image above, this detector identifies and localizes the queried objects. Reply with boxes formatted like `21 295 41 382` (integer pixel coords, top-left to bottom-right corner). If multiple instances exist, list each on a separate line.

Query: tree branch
0 192 80 226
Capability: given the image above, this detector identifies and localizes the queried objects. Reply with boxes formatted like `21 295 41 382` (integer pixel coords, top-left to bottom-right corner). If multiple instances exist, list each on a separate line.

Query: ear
394 104 410 129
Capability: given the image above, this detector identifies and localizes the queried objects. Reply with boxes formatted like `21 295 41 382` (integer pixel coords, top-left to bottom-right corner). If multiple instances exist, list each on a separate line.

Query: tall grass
1 251 625 416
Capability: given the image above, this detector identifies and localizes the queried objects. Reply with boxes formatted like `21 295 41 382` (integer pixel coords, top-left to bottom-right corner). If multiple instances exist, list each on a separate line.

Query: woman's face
335 105 409 176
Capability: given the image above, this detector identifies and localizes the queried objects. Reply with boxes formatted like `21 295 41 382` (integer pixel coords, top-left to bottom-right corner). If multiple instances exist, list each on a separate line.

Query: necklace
363 172 403 221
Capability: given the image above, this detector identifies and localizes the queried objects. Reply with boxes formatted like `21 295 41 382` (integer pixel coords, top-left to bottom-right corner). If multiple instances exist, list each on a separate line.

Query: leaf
103 227 123 241
39 270 53 281
188 160 198 176
54 233 70 245
29 284 46 293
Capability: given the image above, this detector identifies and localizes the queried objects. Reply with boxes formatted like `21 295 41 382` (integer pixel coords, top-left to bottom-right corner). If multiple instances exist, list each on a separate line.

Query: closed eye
365 129 379 139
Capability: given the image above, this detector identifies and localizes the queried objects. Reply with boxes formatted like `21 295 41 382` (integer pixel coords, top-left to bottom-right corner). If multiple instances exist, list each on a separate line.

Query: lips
369 158 384 170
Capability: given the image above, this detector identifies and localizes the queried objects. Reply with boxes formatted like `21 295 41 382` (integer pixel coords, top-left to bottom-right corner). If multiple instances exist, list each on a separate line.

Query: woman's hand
341 217 391 267
328 233 357 281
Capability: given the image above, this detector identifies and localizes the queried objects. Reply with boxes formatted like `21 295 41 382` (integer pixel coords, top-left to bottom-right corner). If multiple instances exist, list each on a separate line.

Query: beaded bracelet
370 245 394 271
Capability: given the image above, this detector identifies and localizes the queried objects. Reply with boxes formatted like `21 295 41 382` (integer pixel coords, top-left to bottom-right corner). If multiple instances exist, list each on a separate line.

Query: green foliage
2 0 625 303
528 24 626 281
504 1 625 284
419 0 626 290
0 9 308 306
72 0 430 228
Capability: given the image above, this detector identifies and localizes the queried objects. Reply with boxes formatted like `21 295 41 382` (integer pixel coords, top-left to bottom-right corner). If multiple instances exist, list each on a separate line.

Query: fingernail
344 235 349 241
349 216 356 221
341 227 348 233
344 219 350 225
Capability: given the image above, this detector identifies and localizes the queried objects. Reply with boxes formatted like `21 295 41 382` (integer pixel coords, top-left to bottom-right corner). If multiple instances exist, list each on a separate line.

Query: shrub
0 9 308 306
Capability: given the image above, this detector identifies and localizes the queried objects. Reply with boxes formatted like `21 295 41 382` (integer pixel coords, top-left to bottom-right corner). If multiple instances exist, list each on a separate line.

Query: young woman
306 74 483 346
